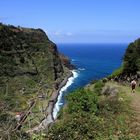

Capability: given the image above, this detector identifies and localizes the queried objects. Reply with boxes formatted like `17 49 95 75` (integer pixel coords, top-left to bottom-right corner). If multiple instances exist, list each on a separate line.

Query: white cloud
66 32 72 36
53 30 62 36
50 30 73 37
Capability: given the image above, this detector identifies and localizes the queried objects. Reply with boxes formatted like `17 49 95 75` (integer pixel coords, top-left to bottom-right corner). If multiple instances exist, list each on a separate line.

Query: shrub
47 113 105 140
108 66 124 79
66 88 98 114
94 80 105 95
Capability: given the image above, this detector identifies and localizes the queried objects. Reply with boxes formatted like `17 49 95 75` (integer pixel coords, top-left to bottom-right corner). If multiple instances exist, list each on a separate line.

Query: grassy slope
43 80 140 140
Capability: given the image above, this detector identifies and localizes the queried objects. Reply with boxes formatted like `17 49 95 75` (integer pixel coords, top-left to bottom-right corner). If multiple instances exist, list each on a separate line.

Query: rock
102 78 108 83
101 85 119 97
59 53 76 70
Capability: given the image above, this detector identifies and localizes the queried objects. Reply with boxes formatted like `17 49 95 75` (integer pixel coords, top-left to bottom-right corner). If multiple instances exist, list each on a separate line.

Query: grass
108 66 124 79
45 80 140 139
136 87 140 92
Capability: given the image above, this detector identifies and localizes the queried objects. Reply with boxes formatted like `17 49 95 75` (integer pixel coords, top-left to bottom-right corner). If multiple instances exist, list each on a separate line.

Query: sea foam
53 70 78 119
78 68 85 71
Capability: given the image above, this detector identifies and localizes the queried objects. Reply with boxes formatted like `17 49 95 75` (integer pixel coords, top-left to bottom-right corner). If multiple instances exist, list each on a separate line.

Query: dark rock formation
59 53 76 70
101 85 119 97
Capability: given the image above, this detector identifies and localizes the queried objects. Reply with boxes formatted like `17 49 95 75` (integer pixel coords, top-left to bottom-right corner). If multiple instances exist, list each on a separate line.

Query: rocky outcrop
101 85 119 97
59 53 75 70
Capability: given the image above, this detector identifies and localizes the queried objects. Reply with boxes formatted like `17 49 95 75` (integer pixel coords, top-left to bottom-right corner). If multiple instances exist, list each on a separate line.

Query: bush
123 39 140 74
47 113 105 140
94 80 105 95
46 86 137 139
66 88 98 114
108 66 124 79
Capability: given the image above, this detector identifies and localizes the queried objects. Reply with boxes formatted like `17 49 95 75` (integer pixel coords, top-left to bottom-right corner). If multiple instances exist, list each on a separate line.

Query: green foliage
0 23 65 138
66 88 98 114
0 23 64 107
108 66 124 79
94 80 105 95
47 113 105 140
0 111 30 140
123 38 140 74
31 133 46 140
46 84 137 139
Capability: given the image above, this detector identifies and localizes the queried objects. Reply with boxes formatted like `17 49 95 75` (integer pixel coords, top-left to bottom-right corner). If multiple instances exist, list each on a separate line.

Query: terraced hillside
0 23 70 139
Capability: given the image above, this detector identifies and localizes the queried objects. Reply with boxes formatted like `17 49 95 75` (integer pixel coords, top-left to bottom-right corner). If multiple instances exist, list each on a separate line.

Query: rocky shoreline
27 71 73 133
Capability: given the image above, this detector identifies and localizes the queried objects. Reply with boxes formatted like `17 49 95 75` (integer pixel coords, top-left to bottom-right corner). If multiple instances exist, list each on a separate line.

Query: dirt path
111 82 140 135
129 91 140 117
127 89 140 134
121 85 140 116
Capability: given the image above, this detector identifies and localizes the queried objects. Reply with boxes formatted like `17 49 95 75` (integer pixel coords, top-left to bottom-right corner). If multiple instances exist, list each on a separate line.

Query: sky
0 0 140 43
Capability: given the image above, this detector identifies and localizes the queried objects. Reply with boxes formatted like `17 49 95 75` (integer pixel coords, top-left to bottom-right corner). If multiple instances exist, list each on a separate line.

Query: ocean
53 43 128 119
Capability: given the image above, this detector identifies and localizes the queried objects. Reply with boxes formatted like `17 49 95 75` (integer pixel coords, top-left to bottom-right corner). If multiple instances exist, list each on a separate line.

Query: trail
121 86 140 123
128 88 140 134
129 91 140 117
110 82 140 135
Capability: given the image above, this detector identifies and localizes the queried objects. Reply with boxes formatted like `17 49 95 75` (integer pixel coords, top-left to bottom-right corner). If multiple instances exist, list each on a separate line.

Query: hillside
44 40 140 140
123 38 140 75
1 24 140 139
0 23 71 139
109 38 140 82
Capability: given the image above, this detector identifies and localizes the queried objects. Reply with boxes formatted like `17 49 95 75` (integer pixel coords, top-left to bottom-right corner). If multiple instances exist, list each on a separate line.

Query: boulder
101 85 119 97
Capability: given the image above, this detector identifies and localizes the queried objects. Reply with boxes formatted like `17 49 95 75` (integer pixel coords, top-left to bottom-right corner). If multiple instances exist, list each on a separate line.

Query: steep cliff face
0 24 63 80
0 24 65 110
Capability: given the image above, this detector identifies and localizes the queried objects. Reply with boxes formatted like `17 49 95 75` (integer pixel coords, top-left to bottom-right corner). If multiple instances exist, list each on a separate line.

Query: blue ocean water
55 43 128 108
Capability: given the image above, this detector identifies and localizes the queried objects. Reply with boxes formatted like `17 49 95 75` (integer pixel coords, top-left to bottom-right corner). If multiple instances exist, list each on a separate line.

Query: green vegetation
94 80 105 95
0 23 68 139
108 66 124 79
29 38 140 139
1 24 140 139
123 38 140 75
66 88 98 114
107 38 140 79
45 81 139 140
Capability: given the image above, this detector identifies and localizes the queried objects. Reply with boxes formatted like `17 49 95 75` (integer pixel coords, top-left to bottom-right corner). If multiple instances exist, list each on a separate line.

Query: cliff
0 23 64 80
0 23 72 139
59 53 75 70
